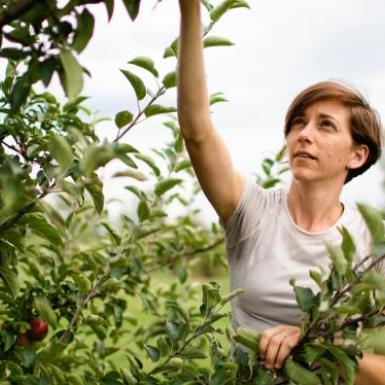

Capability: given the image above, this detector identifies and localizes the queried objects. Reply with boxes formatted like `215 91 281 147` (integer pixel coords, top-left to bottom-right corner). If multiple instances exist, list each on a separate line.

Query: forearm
354 352 385 385
177 0 212 141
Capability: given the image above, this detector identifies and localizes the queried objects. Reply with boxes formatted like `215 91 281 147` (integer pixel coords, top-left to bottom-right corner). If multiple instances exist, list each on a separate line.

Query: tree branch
59 267 111 343
145 237 224 274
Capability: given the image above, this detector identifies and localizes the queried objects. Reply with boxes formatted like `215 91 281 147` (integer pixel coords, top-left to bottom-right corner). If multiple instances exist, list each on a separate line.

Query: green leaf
303 344 326 365
156 337 170 357
80 144 115 177
40 56 57 87
179 347 207 359
72 273 92 293
327 345 356 385
359 327 385 355
124 185 142 199
210 0 239 22
154 178 182 197
144 104 177 118
0 48 29 60
319 357 338 385
137 200 150 221
100 221 121 246
63 95 89 112
309 269 323 288
134 153 161 176
163 37 179 58
100 0 113 20
73 8 95 53
122 0 141 21
48 134 73 173
59 48 83 100
357 203 385 245
66 374 85 385
120 69 146 100
294 286 316 313
233 327 261 352
144 345 159 362
163 46 176 59
166 321 182 341
84 177 104 214
0 329 14 352
0 267 19 299
175 160 191 172
20 347 36 368
162 71 176 88
114 110 133 128
284 357 321 385
112 169 147 181
220 288 245 305
33 297 58 327
21 214 63 246
255 367 275 385
210 92 228 105
262 178 281 189
4 27 34 45
339 226 356 265
128 56 158 77
11 74 31 111
203 36 234 48
361 270 385 291
326 243 348 276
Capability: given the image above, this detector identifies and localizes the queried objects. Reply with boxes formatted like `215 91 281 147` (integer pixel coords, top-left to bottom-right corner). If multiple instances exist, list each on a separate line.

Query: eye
321 120 336 130
291 117 305 127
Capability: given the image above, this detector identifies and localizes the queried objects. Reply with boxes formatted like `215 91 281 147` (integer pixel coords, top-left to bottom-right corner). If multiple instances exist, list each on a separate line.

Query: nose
297 121 315 143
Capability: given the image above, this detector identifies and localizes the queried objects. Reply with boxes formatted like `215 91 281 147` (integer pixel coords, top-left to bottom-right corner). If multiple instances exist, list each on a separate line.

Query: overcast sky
36 1 385 224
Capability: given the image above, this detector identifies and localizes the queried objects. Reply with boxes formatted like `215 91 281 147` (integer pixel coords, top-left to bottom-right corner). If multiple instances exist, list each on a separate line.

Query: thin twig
330 253 385 307
145 238 224 274
59 267 111 343
113 87 166 142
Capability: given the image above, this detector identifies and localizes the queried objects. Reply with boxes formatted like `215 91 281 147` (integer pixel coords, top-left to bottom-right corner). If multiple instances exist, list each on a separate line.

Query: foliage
0 0 144 105
0 1 384 384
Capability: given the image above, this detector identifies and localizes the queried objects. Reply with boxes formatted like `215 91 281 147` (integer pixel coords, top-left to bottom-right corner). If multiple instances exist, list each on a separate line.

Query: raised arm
177 0 245 224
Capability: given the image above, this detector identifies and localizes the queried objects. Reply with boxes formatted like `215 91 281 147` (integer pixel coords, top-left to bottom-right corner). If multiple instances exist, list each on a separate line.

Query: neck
287 179 344 232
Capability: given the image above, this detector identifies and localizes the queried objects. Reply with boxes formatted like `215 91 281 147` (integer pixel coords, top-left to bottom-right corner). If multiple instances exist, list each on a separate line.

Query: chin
292 170 316 182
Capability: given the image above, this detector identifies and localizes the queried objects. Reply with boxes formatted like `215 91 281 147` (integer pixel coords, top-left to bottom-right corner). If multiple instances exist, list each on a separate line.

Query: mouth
294 151 317 160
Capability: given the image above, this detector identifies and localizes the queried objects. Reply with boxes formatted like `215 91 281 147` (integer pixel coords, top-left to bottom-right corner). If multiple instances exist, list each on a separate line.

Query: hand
259 325 301 370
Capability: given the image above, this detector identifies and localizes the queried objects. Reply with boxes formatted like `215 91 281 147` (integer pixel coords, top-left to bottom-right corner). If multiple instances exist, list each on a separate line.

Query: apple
27 318 48 341
16 333 31 346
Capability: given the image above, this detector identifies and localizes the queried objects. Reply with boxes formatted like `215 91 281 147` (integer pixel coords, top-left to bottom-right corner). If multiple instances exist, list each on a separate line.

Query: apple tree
1 1 385 384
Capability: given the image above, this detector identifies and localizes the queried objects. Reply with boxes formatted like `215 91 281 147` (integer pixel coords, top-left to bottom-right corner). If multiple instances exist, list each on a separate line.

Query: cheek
325 145 349 165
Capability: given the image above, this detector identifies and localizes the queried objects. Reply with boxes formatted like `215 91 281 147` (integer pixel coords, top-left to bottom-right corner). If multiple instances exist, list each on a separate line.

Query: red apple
27 318 48 341
16 333 31 346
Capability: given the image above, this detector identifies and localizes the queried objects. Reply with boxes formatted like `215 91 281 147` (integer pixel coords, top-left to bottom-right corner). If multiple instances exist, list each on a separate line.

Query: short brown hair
284 81 383 184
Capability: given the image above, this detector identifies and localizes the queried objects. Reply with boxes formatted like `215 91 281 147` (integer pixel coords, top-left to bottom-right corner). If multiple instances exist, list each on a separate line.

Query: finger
259 326 286 357
264 332 287 369
274 336 297 369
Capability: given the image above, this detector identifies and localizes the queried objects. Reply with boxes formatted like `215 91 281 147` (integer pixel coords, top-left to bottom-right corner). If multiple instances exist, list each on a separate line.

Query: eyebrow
296 111 340 124
319 113 338 122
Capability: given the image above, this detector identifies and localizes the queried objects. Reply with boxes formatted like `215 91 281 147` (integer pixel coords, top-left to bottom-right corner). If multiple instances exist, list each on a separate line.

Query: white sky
11 0 385 225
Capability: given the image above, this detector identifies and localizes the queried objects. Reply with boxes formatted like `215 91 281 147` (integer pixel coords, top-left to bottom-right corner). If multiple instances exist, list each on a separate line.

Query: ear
347 144 369 170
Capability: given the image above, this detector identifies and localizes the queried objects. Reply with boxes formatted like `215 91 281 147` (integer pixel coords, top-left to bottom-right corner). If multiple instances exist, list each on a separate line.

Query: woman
177 1 384 384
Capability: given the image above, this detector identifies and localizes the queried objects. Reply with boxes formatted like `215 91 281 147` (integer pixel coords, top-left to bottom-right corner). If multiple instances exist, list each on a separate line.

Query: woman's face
286 99 366 184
